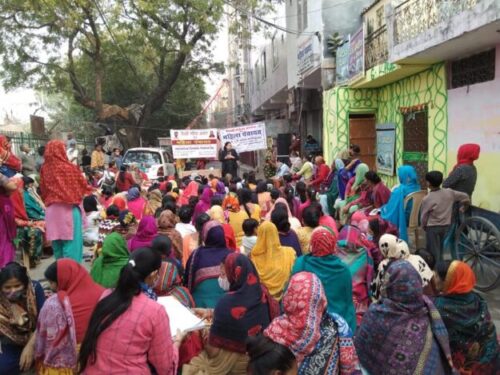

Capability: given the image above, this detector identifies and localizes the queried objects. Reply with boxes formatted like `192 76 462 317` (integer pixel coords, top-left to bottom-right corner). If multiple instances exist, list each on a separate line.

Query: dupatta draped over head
36 259 105 369
91 232 130 288
434 261 499 374
249 221 296 300
145 189 162 216
185 221 231 291
40 140 88 206
292 226 357 332
380 165 420 241
337 225 374 326
454 143 480 170
209 253 273 353
0 134 22 172
355 260 454 375
264 198 302 231
54 259 104 342
157 210 183 260
0 272 37 346
154 261 194 308
264 272 360 374
372 234 434 301
127 215 158 251
178 181 199 206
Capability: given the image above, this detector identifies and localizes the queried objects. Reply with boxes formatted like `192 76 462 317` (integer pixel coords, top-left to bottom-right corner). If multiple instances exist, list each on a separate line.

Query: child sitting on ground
241 218 259 256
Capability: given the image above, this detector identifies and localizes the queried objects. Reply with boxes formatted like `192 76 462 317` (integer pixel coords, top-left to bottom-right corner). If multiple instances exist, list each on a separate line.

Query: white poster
219 123 268 153
170 128 218 159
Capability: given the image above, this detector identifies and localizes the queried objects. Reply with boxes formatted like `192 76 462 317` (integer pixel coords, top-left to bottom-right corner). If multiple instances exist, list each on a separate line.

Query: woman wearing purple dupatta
184 220 231 308
355 260 454 375
127 215 158 252
214 180 226 201
192 187 214 224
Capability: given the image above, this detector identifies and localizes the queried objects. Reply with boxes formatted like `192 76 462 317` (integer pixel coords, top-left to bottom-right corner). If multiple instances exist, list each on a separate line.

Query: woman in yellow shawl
250 221 296 300
143 189 162 216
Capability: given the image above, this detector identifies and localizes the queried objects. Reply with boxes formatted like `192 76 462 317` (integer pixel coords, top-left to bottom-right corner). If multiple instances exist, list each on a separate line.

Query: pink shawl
35 295 78 369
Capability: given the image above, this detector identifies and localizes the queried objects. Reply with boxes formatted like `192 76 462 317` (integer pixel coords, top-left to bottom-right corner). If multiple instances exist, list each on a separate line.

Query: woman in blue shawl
184 220 232 308
292 226 357 332
380 165 420 241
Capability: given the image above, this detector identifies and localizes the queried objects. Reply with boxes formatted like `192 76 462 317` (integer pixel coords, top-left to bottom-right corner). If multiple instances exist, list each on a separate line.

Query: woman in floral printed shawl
264 272 360 375
355 260 454 375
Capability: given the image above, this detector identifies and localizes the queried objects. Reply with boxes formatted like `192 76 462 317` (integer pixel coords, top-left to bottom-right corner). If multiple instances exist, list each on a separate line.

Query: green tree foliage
0 0 273 146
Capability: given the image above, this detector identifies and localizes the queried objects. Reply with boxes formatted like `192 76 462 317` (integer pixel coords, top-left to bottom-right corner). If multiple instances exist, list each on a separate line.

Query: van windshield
123 151 161 171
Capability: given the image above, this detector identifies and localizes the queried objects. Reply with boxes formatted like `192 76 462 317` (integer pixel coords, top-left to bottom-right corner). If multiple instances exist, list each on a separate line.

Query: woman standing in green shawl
91 232 129 288
292 226 357 332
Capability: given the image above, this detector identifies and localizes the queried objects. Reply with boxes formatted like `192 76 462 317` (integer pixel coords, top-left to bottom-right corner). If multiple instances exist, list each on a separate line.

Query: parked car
122 147 175 181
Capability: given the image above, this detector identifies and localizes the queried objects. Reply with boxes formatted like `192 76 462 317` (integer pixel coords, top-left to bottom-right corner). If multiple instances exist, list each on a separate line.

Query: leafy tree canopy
0 0 275 146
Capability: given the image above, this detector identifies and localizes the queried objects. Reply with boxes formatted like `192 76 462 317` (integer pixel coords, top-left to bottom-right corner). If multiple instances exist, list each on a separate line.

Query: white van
122 147 175 181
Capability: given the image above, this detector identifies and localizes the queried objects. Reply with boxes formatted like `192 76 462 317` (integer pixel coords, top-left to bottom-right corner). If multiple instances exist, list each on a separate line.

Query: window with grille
450 49 495 89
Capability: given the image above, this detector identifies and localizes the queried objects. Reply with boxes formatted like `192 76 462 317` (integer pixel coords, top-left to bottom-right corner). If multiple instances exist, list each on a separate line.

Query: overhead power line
271 0 355 20
223 0 317 36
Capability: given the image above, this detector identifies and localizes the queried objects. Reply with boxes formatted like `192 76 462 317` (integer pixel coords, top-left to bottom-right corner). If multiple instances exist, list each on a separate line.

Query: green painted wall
323 63 448 187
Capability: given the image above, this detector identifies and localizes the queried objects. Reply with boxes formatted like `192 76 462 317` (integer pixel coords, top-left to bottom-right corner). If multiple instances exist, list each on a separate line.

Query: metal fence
1 130 95 155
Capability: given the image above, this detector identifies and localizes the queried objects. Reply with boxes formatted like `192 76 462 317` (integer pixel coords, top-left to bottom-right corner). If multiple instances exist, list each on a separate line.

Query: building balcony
388 0 500 64
393 0 478 46
365 25 389 70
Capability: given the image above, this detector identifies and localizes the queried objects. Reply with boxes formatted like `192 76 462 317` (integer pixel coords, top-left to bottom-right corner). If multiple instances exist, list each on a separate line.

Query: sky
0 15 233 129
0 88 39 130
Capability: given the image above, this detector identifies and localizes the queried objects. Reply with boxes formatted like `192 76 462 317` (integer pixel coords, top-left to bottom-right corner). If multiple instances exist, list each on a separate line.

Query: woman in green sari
91 232 129 288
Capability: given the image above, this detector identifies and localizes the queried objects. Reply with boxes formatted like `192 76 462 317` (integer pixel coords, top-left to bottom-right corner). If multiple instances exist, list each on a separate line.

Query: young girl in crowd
83 195 100 245
240 218 259 255
79 248 180 374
